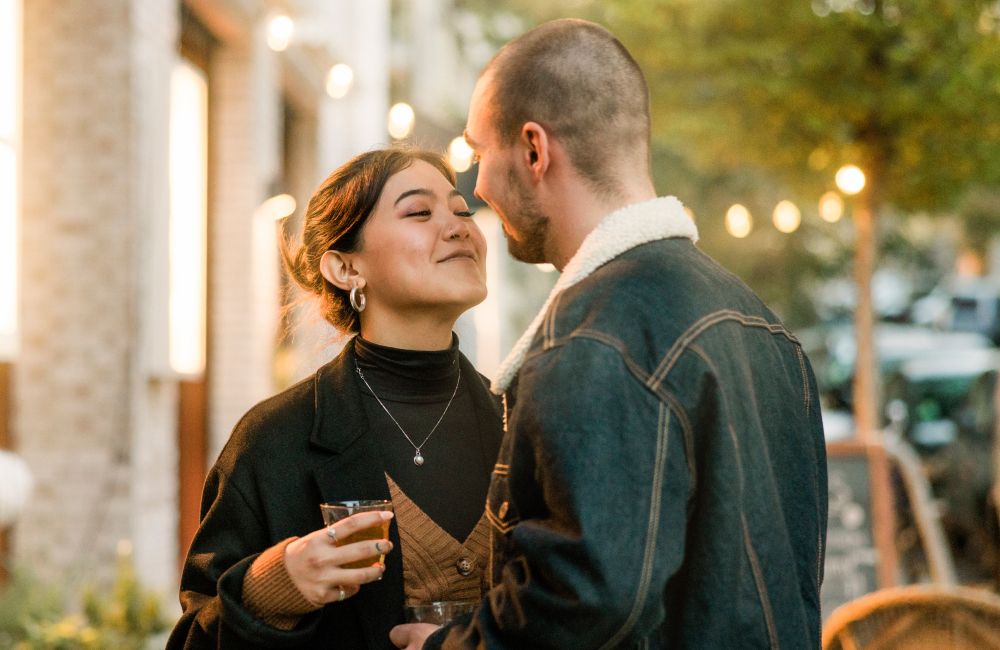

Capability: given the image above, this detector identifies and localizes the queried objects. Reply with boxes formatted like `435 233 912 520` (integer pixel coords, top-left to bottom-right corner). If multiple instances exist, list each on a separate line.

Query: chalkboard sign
821 442 897 619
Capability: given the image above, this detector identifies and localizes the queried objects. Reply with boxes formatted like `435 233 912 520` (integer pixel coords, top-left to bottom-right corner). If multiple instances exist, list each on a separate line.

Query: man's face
465 78 551 264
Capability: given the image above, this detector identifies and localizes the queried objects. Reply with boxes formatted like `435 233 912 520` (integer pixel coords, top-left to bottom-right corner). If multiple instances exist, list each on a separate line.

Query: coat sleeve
425 338 695 650
166 463 324 649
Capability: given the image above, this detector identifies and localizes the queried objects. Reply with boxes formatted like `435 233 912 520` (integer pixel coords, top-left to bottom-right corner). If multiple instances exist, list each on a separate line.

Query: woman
168 148 503 649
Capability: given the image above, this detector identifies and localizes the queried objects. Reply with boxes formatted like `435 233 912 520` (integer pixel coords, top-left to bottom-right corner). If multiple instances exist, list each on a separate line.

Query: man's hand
389 622 440 649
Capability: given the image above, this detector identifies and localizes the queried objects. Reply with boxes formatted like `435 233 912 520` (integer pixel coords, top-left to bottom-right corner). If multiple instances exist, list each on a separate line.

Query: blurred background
0 0 999 646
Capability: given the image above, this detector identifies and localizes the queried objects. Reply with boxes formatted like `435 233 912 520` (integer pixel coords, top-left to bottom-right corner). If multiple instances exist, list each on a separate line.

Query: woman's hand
389 622 440 649
284 510 394 606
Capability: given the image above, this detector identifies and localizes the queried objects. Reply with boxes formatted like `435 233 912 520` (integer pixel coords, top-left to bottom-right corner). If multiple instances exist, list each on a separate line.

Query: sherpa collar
491 196 698 393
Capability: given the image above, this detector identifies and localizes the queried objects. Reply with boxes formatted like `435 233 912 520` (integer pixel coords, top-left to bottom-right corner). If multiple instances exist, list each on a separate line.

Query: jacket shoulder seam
647 309 800 390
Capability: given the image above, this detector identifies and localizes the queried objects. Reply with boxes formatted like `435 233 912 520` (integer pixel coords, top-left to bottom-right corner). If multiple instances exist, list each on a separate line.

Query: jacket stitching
565 329 697 487
794 346 812 419
743 513 780 649
598 403 671 650
485 504 519 533
648 310 799 390
694 341 781 650
543 292 563 351
523 328 699 491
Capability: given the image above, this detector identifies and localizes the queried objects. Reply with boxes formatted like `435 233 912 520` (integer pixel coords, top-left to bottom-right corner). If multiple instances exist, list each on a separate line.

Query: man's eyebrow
463 130 478 148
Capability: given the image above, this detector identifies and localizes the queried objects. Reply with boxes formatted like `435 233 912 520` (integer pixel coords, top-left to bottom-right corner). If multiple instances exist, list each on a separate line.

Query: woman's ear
521 121 550 181
320 250 365 292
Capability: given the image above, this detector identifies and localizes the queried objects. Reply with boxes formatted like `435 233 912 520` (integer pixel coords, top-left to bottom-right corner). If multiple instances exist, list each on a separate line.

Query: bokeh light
387 102 415 140
266 14 294 52
325 63 354 99
819 191 844 223
773 200 802 234
725 204 753 238
448 136 474 172
835 164 866 195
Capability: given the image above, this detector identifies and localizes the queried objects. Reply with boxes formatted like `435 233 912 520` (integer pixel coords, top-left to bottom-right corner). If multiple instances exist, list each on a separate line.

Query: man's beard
502 168 550 264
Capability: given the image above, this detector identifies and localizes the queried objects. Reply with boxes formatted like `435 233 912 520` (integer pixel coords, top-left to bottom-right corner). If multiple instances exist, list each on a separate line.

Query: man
392 18 827 650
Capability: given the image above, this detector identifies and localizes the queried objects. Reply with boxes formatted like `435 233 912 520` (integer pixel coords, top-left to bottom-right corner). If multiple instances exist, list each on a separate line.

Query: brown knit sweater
242 476 490 629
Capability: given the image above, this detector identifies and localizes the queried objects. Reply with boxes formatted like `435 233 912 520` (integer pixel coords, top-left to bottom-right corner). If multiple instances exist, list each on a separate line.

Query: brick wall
17 0 136 585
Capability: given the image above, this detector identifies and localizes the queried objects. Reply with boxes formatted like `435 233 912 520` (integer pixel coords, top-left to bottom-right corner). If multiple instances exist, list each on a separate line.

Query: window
168 59 209 376
0 0 19 359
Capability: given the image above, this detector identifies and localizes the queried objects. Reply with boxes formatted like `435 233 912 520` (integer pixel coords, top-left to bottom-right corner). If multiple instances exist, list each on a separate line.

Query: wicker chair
822 585 1000 649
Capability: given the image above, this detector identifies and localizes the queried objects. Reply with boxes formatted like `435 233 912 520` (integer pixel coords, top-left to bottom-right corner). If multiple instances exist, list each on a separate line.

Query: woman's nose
444 215 471 240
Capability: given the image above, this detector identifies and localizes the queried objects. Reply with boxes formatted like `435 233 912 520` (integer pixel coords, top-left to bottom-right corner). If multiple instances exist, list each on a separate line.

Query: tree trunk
993 372 1000 561
852 191 880 442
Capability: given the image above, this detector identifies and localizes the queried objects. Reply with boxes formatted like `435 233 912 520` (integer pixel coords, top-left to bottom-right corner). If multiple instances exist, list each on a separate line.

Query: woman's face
352 160 487 322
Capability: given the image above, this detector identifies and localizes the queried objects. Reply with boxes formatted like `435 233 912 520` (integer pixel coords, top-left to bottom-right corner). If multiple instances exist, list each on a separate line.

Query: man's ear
521 121 550 182
320 250 365 292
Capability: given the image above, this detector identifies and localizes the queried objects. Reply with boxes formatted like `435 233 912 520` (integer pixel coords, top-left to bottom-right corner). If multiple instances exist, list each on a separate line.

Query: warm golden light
772 200 801 234
725 204 753 238
325 63 354 99
0 0 18 359
387 102 415 140
835 164 866 195
819 191 844 223
683 207 697 222
169 61 208 376
448 136 474 173
267 14 294 52
255 193 297 222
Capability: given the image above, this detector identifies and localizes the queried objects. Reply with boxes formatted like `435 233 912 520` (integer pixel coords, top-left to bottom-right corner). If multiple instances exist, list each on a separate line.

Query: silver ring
337 586 346 602
326 525 338 542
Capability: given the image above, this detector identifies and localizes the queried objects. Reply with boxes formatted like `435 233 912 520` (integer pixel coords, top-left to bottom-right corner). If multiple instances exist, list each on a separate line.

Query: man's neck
547 180 657 271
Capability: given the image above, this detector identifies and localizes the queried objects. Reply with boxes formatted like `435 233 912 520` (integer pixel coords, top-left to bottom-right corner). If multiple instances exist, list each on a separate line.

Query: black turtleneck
353 334 493 543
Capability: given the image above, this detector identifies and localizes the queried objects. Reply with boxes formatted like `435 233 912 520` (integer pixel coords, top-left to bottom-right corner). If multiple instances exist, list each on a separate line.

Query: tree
459 0 1000 438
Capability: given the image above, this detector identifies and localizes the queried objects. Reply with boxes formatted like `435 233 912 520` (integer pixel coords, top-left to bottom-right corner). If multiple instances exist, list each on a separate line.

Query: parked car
800 322 995 412
803 321 1000 584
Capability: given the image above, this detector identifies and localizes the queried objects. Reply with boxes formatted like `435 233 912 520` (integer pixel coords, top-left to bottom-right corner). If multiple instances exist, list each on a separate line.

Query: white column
129 0 180 595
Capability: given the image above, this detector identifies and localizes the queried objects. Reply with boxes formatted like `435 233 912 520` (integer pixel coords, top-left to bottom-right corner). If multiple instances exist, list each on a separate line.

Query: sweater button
456 556 475 576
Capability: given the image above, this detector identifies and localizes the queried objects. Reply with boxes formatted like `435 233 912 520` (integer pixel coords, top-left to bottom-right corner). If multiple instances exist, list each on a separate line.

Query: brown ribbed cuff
243 537 321 630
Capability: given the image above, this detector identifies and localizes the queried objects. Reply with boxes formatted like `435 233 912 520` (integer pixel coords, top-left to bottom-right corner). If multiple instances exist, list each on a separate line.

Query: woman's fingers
326 510 394 541
324 537 393 567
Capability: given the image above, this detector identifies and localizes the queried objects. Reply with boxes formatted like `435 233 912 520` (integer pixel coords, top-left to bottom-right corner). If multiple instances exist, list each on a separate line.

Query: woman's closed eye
455 209 476 218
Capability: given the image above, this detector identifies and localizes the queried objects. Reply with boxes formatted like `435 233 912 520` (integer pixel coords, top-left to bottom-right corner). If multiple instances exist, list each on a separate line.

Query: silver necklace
355 361 461 466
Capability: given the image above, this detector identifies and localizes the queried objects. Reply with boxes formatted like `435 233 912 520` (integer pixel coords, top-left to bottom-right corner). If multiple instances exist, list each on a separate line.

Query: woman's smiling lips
438 249 478 263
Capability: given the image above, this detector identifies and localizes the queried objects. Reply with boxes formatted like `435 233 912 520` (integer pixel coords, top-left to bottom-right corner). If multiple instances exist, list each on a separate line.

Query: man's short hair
484 19 651 196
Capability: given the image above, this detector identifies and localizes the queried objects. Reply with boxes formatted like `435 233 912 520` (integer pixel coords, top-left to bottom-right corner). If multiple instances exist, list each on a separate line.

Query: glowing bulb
772 200 801 234
325 63 354 99
255 194 297 222
448 137 474 173
725 204 752 239
819 191 844 223
835 164 865 195
267 14 294 52
387 102 415 140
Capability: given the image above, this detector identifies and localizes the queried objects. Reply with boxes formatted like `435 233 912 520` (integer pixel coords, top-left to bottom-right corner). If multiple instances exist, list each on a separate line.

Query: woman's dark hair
281 147 456 334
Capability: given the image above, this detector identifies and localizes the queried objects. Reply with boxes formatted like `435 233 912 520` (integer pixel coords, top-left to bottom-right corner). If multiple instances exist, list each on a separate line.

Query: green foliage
0 553 167 650
456 1 1000 325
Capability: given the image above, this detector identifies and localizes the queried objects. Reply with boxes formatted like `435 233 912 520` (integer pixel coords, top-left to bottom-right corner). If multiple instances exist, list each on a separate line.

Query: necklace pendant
413 451 424 466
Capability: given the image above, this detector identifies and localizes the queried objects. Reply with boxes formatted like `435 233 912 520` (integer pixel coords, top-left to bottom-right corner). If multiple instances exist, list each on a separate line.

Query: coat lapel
309 341 406 648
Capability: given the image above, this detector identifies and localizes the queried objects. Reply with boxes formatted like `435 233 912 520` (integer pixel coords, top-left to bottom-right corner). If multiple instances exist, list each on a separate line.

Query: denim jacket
425 198 827 649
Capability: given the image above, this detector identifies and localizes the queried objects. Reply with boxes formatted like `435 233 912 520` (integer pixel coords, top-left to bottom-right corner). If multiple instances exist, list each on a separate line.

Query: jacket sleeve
166 463 324 649
426 338 695 649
